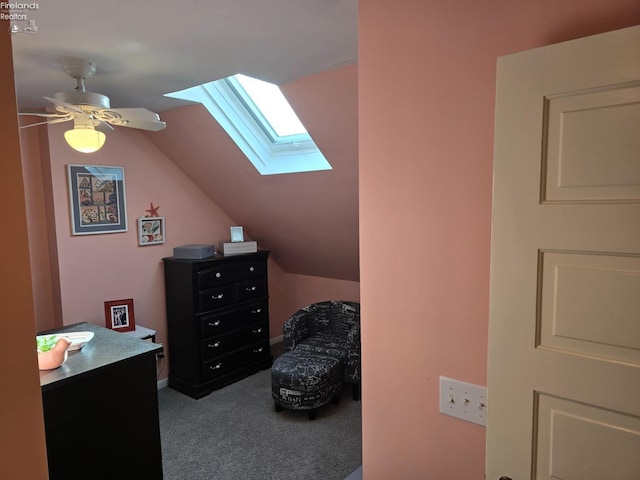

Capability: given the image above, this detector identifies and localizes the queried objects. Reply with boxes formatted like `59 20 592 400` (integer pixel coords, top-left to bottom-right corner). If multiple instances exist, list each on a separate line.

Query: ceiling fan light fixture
64 125 106 153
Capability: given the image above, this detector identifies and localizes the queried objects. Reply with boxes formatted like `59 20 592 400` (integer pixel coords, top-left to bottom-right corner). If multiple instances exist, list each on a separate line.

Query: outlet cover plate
439 376 487 427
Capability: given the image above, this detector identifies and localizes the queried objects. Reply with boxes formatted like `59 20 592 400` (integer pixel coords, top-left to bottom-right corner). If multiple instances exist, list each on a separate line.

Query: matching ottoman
271 350 343 420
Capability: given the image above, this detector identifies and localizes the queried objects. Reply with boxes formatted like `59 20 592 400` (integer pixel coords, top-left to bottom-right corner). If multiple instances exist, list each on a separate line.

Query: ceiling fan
20 57 166 153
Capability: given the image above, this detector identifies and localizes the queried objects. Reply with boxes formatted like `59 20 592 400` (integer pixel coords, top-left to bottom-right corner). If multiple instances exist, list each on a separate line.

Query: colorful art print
67 165 127 235
138 217 165 245
104 298 135 332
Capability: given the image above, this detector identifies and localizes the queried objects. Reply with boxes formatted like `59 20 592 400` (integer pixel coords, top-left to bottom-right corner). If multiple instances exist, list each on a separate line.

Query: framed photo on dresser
104 298 136 332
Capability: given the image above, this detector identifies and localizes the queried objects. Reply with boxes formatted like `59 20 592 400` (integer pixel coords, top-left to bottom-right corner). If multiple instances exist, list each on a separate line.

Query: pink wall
20 122 61 331
270 273 360 339
358 0 639 478
0 30 49 478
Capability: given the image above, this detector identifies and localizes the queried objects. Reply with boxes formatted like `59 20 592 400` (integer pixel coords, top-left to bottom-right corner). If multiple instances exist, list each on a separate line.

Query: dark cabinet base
40 325 163 480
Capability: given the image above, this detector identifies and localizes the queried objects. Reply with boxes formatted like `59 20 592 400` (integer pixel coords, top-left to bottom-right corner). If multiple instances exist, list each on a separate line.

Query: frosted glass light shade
64 127 106 153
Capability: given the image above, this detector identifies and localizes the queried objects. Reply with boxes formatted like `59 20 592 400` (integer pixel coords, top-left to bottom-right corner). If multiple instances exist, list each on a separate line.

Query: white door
487 26 640 480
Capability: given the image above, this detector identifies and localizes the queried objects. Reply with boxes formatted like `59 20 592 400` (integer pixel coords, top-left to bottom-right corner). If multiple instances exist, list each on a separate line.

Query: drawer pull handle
251 308 262 314
216 272 221 278
252 328 263 334
253 347 264 353
210 363 222 370
246 286 256 292
208 341 221 348
211 293 224 300
208 320 221 327
249 266 255 272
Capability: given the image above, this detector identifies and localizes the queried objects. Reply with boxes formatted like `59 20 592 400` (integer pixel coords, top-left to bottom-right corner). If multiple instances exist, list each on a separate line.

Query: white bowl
63 331 95 351
37 331 95 352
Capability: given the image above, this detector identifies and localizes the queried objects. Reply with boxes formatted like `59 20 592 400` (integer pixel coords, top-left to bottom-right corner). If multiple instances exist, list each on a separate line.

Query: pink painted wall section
44 122 238 367
20 123 60 332
358 0 639 478
0 30 49 478
270 273 361 339
286 273 359 307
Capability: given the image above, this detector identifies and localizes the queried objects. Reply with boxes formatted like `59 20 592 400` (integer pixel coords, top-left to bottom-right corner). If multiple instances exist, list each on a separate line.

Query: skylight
234 74 306 137
165 74 332 175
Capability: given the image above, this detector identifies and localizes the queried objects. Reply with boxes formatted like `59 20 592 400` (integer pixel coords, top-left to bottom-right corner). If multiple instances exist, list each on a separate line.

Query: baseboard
270 335 283 345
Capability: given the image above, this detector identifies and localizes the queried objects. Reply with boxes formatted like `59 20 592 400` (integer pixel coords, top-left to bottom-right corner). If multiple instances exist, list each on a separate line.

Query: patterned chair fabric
283 300 361 384
271 350 343 412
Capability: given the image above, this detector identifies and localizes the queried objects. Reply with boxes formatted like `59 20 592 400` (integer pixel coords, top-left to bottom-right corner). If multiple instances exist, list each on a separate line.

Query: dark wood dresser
162 250 272 398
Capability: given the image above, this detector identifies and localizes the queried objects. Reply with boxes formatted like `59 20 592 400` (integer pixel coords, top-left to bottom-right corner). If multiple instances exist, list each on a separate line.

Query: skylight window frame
224 76 310 146
165 75 332 176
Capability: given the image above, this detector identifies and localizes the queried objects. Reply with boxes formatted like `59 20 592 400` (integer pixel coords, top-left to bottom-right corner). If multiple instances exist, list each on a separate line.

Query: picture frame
67 164 127 235
138 217 165 245
104 299 135 332
230 226 244 242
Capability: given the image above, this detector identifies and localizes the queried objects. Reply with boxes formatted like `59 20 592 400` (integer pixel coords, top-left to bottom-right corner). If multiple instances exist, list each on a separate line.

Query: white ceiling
10 0 358 114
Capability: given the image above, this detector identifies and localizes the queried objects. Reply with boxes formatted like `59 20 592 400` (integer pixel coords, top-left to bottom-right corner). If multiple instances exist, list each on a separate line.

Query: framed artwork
138 217 165 245
104 299 136 332
67 164 127 235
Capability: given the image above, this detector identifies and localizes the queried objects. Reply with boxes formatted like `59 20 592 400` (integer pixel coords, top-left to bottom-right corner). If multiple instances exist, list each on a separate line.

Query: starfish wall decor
145 203 160 217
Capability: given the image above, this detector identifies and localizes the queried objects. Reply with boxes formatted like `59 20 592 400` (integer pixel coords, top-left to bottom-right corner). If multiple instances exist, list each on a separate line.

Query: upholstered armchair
282 300 361 399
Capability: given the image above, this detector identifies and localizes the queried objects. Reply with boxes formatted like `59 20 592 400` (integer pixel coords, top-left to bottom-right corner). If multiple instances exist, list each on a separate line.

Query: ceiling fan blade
112 118 167 132
19 116 74 129
94 108 167 131
19 111 70 118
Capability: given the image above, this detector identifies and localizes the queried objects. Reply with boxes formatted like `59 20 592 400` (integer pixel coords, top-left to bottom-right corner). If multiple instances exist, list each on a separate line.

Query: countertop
38 322 162 390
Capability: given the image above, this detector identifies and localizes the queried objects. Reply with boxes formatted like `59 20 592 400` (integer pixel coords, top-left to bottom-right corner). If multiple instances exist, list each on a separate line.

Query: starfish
145 202 160 217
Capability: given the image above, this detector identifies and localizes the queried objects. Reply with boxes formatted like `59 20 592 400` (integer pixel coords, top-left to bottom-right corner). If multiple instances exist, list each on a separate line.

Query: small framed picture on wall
104 298 136 332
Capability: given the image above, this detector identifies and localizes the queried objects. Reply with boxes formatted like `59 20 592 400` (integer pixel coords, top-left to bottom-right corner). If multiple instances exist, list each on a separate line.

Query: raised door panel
538 251 640 364
535 394 640 480
543 84 640 203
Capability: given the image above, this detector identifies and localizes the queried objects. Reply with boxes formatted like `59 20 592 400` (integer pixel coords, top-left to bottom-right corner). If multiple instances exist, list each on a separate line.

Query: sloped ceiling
146 65 359 281
11 0 358 113
11 1 360 282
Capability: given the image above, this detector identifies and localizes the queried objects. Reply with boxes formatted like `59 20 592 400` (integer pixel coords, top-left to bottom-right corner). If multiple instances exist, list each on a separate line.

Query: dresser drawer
202 340 270 381
197 259 267 289
233 260 267 281
197 264 237 289
200 301 268 337
201 322 269 359
236 278 267 302
197 285 235 312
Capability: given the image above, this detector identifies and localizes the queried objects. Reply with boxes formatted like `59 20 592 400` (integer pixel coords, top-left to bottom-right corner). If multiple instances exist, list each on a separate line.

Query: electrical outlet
439 376 487 426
